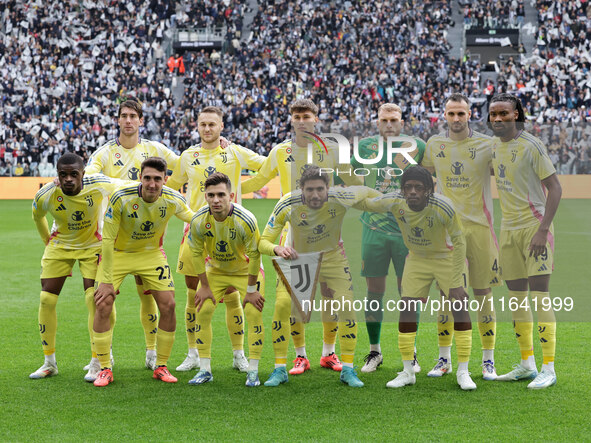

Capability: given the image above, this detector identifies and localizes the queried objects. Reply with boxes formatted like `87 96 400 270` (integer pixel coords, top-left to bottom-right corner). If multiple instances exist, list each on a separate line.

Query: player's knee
39 291 58 308
158 297 176 316
96 297 113 316
274 295 291 319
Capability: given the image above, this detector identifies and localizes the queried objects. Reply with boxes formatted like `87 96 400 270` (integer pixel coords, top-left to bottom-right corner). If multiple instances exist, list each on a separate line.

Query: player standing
86 99 180 371
363 166 476 390
166 106 266 373
352 103 425 373
186 173 265 387
488 94 561 389
30 153 124 381
260 166 378 387
92 157 194 387
423 93 500 380
244 99 362 376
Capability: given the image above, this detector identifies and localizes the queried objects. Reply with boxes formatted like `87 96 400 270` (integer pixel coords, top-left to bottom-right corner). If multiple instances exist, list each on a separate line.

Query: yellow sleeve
32 187 51 244
236 144 266 171
446 211 466 288
245 224 261 275
355 193 398 213
188 218 206 275
242 151 277 194
101 196 122 283
174 196 195 223
259 198 289 256
422 139 434 168
162 147 180 174
165 155 187 191
85 149 105 174
530 143 556 181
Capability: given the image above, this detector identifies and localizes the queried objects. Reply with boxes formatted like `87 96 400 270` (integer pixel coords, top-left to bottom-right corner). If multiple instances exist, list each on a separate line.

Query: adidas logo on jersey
191 158 201 166
204 231 214 237
537 264 548 272
128 212 138 218
298 220 309 226
436 151 446 158
285 155 295 163
56 204 66 211
114 160 124 167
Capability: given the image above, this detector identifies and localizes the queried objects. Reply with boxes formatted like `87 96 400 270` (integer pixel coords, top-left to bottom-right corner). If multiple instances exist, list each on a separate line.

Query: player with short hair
244 99 362 376
186 173 265 387
30 153 125 381
352 103 425 374
260 166 379 387
422 93 500 380
488 94 562 389
85 98 180 371
363 166 476 390
92 157 194 387
166 106 266 373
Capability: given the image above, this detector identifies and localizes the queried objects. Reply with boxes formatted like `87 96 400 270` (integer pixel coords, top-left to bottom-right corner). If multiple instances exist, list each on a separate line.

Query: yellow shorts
41 246 101 279
463 220 501 289
401 254 467 299
96 249 174 292
207 268 266 301
176 224 196 276
499 224 554 281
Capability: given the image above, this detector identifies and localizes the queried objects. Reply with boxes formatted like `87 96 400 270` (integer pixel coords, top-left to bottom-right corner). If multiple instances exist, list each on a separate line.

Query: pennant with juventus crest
272 252 323 323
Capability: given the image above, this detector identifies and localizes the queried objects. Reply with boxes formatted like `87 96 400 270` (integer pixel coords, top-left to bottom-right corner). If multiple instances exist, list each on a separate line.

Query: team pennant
272 252 323 323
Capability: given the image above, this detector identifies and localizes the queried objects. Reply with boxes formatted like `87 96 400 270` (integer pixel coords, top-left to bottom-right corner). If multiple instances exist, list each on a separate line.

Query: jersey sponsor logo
85 195 94 207
469 147 476 159
498 164 506 178
128 167 140 180
216 240 228 252
71 210 85 221
313 224 325 235
114 160 124 167
159 206 167 218
204 166 216 177
436 151 446 158
229 228 236 240
141 221 154 231
511 149 518 162
56 203 66 211
411 226 424 237
451 161 464 175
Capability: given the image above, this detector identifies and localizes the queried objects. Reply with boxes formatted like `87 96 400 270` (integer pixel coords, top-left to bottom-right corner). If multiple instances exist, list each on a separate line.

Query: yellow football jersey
32 174 125 249
243 138 362 195
166 143 265 211
491 131 556 230
363 192 466 287
259 186 381 256
86 138 179 180
423 129 494 227
188 203 261 276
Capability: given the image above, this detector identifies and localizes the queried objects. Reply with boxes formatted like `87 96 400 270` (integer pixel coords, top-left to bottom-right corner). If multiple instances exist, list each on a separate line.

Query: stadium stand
0 0 590 176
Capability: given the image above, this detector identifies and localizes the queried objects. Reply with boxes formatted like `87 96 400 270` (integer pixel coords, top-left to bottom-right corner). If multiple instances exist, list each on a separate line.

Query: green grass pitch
0 199 589 441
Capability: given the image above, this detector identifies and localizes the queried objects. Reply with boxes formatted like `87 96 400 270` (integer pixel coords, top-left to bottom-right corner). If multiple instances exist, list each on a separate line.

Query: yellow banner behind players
0 176 283 199
0 175 589 199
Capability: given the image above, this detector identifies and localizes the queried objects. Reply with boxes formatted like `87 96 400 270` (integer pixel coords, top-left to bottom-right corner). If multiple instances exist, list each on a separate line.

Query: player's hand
528 228 548 259
195 286 216 312
243 290 265 312
53 177 60 187
95 283 115 306
220 136 230 149
448 286 468 301
274 245 298 259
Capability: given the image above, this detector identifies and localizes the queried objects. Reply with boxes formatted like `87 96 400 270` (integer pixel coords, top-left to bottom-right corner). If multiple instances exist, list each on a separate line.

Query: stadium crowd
1 0 590 176
460 0 525 28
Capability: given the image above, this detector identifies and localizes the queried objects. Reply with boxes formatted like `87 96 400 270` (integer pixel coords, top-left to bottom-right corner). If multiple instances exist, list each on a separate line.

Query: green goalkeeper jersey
351 134 425 235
